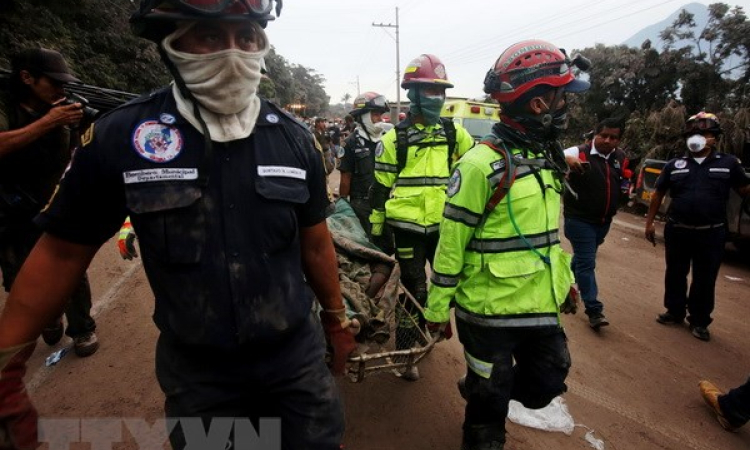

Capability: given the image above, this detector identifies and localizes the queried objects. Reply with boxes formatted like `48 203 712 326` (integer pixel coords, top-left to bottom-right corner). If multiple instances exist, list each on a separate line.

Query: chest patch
675 159 687 169
132 120 183 163
375 142 384 158
671 169 690 175
258 165 307 180
447 169 461 197
123 168 198 184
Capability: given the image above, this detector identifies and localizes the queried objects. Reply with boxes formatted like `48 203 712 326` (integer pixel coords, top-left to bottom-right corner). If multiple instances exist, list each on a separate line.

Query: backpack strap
395 120 410 173
481 135 517 221
396 118 458 173
440 117 457 165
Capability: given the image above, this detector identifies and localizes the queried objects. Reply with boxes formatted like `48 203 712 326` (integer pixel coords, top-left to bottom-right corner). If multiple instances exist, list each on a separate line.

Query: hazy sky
266 0 750 107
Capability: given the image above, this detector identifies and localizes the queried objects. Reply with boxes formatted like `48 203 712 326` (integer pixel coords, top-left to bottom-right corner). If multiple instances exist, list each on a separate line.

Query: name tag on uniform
257 165 307 180
709 168 730 173
671 169 690 175
123 168 198 184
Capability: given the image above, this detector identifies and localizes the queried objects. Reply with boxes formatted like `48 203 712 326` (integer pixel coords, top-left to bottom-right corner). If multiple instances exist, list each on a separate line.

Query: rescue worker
424 40 590 449
339 91 390 235
0 47 99 358
646 112 750 341
0 2 356 450
370 54 474 381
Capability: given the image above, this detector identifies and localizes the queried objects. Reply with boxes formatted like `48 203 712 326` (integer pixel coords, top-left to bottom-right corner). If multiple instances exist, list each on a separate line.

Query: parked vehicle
634 158 750 253
441 99 501 142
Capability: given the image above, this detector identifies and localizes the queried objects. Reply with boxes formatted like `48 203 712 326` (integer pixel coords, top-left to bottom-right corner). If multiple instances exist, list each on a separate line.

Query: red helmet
483 39 589 104
401 54 453 89
684 111 722 136
349 91 390 117
131 0 281 42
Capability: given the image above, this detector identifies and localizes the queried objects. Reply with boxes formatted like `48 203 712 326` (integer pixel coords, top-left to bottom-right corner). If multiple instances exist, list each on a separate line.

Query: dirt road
3 200 750 449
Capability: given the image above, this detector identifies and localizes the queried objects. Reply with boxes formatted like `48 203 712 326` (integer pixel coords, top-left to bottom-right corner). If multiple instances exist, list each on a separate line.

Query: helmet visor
171 0 272 16
369 95 389 110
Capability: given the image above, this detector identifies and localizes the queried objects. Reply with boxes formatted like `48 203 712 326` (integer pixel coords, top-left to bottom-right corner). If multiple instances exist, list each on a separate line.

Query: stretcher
325 199 438 382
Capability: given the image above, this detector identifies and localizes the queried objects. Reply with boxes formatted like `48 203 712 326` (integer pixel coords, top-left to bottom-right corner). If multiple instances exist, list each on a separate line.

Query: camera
61 92 99 121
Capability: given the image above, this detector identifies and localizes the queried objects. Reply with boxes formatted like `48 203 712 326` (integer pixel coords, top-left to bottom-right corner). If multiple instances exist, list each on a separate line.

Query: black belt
670 221 724 230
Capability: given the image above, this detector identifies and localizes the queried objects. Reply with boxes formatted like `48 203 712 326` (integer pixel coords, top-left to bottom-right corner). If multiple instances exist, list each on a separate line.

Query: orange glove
117 217 138 260
0 342 38 450
320 308 356 376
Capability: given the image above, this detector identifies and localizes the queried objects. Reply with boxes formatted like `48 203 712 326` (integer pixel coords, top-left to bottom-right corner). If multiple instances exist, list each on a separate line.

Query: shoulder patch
447 168 462 197
132 120 183 163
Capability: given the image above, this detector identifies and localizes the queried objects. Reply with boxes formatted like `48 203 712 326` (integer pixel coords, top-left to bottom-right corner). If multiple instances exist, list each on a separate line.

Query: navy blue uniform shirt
339 131 377 199
36 88 330 349
655 151 749 226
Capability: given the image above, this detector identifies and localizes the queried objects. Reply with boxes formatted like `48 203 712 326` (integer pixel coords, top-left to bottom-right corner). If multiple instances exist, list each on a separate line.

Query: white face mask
686 134 707 153
162 22 270 141
163 25 269 114
361 112 385 140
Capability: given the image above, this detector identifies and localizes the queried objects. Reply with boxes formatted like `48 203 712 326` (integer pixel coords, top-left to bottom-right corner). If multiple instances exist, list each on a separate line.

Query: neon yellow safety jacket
369 121 474 235
424 141 574 327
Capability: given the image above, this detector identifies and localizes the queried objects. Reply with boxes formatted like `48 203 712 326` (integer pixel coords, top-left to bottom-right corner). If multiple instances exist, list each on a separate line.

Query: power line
440 0 618 60
548 0 682 41
446 0 681 67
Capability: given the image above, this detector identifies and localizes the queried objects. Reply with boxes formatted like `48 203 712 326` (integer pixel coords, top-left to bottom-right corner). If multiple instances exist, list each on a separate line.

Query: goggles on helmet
164 0 273 16
131 0 280 41
350 92 389 116
684 112 721 136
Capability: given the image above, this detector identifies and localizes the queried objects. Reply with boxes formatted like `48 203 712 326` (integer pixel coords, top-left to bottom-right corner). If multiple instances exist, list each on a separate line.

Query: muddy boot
587 311 609 330
462 424 505 450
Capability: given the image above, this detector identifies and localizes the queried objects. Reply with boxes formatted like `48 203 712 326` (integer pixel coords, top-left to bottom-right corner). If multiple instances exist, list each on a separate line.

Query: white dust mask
162 22 270 142
359 112 385 141
686 134 707 153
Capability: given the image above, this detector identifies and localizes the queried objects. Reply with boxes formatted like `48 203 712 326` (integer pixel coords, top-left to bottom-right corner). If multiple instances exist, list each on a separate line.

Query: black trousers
456 318 571 445
663 223 726 327
392 229 439 349
156 314 345 450
0 225 95 337
720 376 750 428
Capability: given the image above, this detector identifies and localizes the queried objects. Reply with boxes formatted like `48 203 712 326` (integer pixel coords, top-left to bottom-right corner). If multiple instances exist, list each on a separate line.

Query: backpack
395 117 457 172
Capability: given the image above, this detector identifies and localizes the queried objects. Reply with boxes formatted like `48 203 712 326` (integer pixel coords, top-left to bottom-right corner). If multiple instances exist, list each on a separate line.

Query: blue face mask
408 89 445 125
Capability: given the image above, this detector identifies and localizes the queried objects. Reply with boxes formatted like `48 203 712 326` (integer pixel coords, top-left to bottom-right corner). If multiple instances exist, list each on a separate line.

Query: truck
633 158 750 253
441 99 501 142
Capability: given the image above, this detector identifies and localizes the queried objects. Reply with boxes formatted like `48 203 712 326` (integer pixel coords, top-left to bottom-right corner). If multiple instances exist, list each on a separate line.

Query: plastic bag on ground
507 396 575 435
584 429 605 449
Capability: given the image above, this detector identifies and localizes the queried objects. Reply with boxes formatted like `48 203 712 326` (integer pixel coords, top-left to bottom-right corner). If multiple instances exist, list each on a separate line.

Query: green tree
661 3 750 111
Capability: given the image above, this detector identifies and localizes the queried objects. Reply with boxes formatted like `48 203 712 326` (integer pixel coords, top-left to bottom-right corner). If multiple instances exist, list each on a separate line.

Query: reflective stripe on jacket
424 142 574 325
372 121 473 234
